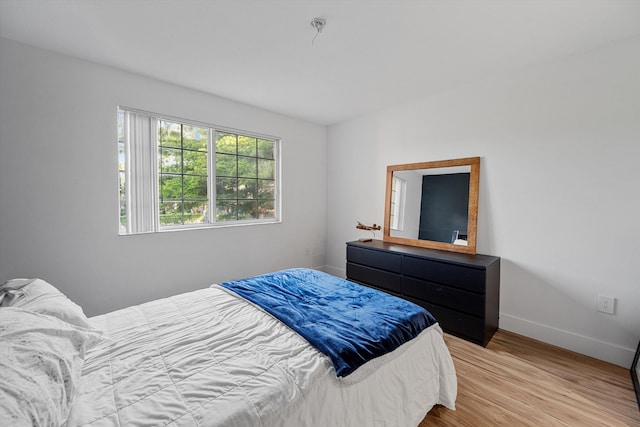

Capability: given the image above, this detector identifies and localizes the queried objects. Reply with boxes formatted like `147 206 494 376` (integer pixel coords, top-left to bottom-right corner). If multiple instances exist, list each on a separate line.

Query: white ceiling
1 0 639 125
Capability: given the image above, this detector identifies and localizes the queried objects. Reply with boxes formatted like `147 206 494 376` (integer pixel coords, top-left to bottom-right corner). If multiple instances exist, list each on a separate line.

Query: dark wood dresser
346 240 500 346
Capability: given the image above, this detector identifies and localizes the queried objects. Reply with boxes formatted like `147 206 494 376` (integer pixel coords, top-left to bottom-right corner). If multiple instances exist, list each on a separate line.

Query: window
118 108 280 235
159 121 209 226
215 132 276 222
389 175 405 231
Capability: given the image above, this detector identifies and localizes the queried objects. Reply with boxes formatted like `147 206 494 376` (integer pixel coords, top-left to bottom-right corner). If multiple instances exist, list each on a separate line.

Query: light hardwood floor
420 330 640 426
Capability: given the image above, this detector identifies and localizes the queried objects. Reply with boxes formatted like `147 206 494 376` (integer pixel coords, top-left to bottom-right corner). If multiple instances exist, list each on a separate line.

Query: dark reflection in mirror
419 171 470 243
384 158 480 255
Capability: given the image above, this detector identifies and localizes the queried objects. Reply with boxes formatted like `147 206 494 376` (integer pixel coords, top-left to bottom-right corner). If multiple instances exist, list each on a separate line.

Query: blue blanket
220 268 437 377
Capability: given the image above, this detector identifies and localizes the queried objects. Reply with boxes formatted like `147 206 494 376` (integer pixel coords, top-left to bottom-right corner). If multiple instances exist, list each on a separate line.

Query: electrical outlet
597 295 615 315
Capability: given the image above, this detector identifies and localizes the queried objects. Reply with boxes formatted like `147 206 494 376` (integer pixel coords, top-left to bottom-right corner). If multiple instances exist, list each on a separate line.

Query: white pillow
0 278 32 305
0 307 102 426
0 278 94 330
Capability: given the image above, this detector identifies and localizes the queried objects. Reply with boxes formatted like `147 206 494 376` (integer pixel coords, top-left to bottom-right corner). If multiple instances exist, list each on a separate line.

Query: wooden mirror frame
383 157 480 255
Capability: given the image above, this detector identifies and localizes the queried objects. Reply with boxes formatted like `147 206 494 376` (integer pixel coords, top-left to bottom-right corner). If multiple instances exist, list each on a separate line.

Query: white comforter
67 286 456 426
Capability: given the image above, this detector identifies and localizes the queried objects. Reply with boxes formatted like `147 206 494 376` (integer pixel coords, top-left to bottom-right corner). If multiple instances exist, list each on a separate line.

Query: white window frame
118 107 281 235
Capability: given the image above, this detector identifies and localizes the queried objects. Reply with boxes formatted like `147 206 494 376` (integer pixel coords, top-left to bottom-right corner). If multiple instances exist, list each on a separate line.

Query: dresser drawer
403 277 485 317
403 255 485 293
347 246 402 274
346 262 402 294
408 298 486 345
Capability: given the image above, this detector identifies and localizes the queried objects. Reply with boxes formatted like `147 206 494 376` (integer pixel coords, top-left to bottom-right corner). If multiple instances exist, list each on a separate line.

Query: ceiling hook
310 17 326 45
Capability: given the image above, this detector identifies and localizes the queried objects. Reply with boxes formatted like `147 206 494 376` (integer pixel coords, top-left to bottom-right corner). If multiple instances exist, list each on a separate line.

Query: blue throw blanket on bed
220 268 437 377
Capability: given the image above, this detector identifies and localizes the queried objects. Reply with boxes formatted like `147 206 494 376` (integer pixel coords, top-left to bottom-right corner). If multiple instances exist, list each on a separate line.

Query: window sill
119 218 281 236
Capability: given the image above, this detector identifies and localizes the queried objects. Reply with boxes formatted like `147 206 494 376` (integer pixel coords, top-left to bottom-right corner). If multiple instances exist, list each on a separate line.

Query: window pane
216 132 236 154
216 177 237 199
216 200 237 222
119 170 127 229
160 148 182 174
182 125 208 151
238 200 258 220
216 153 237 177
183 201 208 224
117 110 125 141
159 202 183 225
258 200 275 219
258 158 274 180
183 176 208 199
237 135 256 156
237 156 257 178
159 121 182 148
160 175 182 200
213 132 277 224
118 143 125 171
257 139 274 159
183 150 207 175
238 178 257 199
119 171 126 194
258 179 274 199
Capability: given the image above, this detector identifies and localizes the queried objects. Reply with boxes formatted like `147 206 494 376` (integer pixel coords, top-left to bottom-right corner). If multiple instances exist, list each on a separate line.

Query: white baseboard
500 313 635 369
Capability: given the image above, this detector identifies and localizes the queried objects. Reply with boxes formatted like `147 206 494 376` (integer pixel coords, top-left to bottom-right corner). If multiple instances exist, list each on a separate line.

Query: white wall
326 36 640 368
0 38 327 316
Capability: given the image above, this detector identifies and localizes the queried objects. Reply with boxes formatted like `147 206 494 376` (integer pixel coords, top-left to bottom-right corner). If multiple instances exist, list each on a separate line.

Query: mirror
383 157 480 254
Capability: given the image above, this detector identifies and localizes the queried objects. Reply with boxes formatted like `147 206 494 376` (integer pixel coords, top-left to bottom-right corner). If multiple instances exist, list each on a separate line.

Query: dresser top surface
347 240 499 268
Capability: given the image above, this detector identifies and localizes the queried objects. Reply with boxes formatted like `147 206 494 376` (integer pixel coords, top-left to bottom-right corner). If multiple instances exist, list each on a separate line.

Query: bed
0 269 457 427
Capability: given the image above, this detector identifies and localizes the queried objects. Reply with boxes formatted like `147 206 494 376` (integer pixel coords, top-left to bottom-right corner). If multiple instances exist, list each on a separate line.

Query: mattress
66 285 457 426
